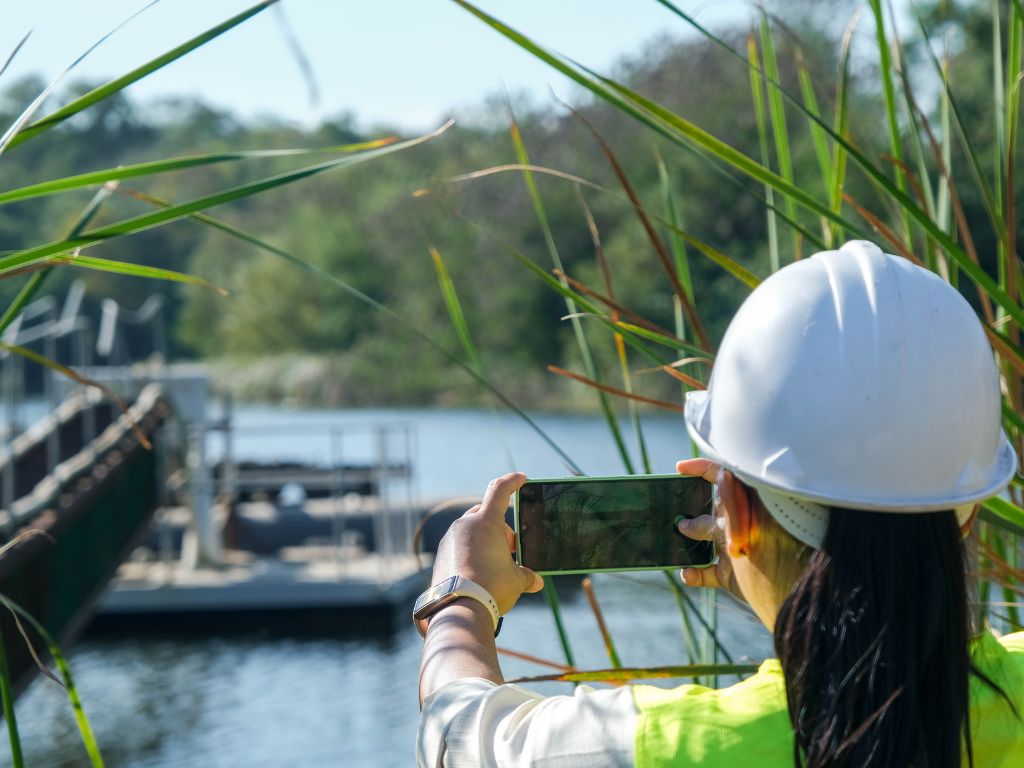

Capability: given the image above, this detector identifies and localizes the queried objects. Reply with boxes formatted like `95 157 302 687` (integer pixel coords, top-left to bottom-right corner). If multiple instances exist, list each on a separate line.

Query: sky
0 0 752 132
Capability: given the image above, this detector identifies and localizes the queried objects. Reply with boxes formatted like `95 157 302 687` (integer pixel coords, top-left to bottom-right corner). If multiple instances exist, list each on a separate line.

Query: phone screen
515 475 715 574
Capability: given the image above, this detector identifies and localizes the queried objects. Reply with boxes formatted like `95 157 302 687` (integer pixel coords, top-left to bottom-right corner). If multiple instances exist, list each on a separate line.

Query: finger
676 514 717 541
504 523 518 552
519 566 544 593
461 504 482 518
676 458 719 483
680 566 722 589
479 472 527 521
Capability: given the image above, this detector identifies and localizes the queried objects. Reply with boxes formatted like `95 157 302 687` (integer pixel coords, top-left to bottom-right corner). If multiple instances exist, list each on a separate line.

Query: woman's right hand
675 458 746 603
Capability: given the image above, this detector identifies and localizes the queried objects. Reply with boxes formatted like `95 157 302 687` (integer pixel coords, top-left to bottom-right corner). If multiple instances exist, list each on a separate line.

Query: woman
416 241 1024 767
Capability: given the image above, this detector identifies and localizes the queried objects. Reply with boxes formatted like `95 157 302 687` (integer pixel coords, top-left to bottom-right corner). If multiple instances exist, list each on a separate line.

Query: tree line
0 1 1000 408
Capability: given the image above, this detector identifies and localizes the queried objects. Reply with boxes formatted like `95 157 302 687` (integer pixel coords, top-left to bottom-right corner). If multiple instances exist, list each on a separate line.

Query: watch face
414 575 458 616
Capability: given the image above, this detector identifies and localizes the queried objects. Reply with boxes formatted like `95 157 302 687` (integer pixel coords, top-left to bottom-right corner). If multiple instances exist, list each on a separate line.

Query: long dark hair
774 507 981 768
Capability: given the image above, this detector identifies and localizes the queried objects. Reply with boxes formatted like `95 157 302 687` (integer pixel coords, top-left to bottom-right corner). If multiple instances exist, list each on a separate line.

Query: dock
72 375 440 635
95 549 431 634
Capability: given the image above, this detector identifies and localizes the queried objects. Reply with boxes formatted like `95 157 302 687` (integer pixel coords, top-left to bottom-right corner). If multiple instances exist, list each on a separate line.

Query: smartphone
513 474 716 575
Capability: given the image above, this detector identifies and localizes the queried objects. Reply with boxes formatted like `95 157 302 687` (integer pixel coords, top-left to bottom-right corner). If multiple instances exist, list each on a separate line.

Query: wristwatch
413 575 503 638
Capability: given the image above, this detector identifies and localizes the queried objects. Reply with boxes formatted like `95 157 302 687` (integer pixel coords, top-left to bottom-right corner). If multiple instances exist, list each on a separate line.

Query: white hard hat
685 240 1017 548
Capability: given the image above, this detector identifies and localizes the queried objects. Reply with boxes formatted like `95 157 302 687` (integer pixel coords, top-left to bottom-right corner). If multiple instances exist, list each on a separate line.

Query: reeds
443 0 1024 684
0 2 451 762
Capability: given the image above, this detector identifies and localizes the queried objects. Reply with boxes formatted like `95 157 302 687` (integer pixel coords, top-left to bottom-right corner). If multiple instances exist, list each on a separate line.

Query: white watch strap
451 576 501 631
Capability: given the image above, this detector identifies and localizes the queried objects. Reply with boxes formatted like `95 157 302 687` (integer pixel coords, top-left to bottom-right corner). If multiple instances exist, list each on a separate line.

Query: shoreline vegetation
1 23 779 410
206 353 651 412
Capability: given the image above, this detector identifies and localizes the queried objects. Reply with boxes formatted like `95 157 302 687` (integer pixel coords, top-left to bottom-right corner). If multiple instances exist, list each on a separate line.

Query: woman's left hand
432 472 544 615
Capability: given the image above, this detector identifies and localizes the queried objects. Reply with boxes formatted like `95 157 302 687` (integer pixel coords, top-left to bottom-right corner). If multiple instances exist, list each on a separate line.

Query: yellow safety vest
634 631 1024 767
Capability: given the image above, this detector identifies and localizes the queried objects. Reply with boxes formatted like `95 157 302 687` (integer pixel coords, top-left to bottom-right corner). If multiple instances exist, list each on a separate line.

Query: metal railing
0 282 167 521
206 412 418 580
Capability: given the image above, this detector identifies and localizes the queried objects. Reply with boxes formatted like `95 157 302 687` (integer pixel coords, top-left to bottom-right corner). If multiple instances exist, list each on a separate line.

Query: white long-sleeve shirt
417 678 637 767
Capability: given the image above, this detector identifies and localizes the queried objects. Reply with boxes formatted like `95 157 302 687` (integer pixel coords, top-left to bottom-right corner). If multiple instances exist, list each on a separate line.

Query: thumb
519 566 544 593
677 513 717 541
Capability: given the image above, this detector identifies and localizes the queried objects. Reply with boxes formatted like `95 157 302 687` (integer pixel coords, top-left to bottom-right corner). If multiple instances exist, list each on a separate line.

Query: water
205 403 702 501
0 405 773 767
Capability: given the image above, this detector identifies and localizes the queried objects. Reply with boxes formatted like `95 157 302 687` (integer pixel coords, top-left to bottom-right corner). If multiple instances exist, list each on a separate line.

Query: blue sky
0 0 751 132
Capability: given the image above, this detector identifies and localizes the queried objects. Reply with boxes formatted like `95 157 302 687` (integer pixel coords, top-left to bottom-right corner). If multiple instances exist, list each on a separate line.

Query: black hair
773 507 1008 768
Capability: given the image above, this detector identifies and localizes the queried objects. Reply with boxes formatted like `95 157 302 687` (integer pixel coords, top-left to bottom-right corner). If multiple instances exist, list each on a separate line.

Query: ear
960 504 980 539
718 470 759 558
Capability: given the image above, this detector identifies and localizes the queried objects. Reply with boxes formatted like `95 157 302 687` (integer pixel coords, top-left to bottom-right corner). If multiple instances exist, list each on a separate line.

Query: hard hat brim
684 389 1018 513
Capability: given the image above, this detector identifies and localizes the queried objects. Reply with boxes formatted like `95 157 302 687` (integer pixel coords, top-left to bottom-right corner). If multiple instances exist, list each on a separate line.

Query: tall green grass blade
0 625 24 768
0 184 111 334
509 119 634 473
430 247 482 372
671 227 760 289
888 23 938 237
49 253 226 293
994 0 1007 202
749 33 780 273
120 187 585 474
704 593 720 683
990 531 1022 628
661 574 735 663
5 1 276 152
0 140 395 207
829 9 862 245
0 125 447 277
543 582 575 668
930 56 954 282
611 320 696 352
796 50 833 198
1003 403 1024 441
430 246 516 471
982 497 1024 537
657 156 699 412
579 190 650 473
1003 3 1022 317
759 15 799 260
0 1 161 156
655 155 694 306
663 571 702 666
909 4 1005 240
0 33 31 81
869 0 912 241
0 596 103 766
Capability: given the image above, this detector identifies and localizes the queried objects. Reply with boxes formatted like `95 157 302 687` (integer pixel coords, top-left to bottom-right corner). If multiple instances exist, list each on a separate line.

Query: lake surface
0 405 773 767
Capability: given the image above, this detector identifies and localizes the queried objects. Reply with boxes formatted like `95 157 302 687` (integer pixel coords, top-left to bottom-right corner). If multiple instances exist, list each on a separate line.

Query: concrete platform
92 549 432 636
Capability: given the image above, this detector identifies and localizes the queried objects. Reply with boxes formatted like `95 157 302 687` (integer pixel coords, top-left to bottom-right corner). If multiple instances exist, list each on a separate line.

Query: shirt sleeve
417 678 637 768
